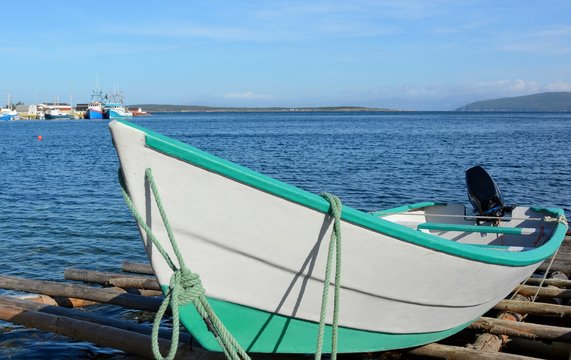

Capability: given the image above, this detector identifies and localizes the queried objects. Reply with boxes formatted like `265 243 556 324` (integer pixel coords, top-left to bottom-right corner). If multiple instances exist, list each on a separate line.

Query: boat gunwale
112 119 568 267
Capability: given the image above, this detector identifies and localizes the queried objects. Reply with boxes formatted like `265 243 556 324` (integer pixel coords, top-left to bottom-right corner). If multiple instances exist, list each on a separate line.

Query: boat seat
417 223 538 235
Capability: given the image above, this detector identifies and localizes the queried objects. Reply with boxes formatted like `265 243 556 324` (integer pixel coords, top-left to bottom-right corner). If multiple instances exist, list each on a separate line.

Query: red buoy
37 135 43 141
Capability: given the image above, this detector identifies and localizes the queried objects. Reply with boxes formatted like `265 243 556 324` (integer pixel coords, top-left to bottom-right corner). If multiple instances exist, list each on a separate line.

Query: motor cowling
466 165 506 219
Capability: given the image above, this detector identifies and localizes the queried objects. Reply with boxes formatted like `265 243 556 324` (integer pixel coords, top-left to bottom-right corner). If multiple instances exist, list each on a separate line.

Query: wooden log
0 275 162 312
469 312 516 352
513 284 571 300
64 268 160 290
0 296 192 344
18 294 100 308
505 338 571 360
470 316 571 343
537 262 571 275
469 293 528 352
123 288 163 297
0 302 200 359
407 342 542 359
109 277 162 291
122 261 154 275
524 277 571 288
538 237 570 270
493 299 571 317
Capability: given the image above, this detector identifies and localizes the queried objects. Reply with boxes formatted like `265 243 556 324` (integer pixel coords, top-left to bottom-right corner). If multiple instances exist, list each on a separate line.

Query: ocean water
0 112 569 358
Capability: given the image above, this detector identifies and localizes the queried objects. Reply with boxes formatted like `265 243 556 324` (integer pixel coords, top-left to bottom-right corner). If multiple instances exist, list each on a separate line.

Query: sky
1 1 571 110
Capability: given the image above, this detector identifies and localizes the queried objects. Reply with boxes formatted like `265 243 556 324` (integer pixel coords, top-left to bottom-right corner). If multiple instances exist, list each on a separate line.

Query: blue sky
2 1 571 110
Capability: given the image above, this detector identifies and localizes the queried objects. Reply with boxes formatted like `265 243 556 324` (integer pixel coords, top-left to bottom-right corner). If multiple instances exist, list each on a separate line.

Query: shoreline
127 105 401 113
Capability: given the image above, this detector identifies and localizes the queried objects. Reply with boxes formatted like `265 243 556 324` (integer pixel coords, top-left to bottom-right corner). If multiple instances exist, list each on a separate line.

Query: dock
0 235 569 359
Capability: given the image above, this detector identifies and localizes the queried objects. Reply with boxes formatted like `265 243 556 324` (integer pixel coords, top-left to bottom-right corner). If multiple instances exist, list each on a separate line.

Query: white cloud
464 79 541 94
466 79 571 95
544 81 571 92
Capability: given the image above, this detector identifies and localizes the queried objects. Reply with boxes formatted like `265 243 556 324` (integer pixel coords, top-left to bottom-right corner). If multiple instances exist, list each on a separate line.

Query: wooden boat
109 119 568 354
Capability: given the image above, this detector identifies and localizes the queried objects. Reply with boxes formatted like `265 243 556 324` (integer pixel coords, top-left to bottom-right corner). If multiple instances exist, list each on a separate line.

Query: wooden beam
470 317 571 343
122 261 154 275
0 296 191 344
18 293 99 308
0 275 162 312
513 284 571 300
524 277 571 289
0 301 199 359
493 299 571 317
407 342 542 359
64 268 161 291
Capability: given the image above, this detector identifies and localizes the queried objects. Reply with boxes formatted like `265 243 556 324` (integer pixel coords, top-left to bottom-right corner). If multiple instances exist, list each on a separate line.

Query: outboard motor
466 165 507 223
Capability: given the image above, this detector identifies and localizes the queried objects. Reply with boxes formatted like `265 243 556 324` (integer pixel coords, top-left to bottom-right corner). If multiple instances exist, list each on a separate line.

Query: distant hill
128 104 395 112
456 92 571 112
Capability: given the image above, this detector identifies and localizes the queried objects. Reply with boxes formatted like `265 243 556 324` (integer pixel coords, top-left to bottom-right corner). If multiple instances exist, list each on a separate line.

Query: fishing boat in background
85 90 104 119
44 107 71 120
110 119 567 355
0 108 18 121
103 90 132 119
104 103 133 119
130 107 149 116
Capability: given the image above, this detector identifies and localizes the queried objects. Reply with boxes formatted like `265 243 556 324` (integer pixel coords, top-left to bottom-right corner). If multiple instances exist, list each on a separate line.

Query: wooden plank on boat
0 275 162 312
417 222 537 235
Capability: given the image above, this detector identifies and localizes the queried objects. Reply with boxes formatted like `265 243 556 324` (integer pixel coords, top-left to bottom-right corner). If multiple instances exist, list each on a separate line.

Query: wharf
0 236 570 359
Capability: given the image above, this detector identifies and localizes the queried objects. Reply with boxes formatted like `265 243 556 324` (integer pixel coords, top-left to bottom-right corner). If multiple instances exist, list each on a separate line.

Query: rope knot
170 267 205 304
544 214 569 226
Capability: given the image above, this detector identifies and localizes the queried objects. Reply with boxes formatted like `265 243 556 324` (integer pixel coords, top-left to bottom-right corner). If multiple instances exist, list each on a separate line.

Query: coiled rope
119 168 250 360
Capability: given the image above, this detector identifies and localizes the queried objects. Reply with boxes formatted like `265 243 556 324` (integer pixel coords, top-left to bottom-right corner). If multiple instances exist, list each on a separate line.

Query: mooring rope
315 192 343 360
509 214 567 304
119 168 346 359
119 168 250 360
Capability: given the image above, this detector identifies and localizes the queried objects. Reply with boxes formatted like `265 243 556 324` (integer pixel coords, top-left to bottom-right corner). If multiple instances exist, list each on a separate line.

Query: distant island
128 104 396 113
456 92 571 112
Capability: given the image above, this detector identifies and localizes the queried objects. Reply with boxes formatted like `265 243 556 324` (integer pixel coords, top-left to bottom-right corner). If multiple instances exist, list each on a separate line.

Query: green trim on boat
371 202 445 216
114 120 568 267
417 223 534 235
163 285 474 353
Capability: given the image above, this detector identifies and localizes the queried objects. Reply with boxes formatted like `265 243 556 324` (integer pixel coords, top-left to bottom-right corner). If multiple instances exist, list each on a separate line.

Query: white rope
543 214 568 226
509 214 567 303
509 245 561 324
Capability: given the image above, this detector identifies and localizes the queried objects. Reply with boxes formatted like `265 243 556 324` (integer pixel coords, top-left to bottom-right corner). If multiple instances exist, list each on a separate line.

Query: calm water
0 112 570 358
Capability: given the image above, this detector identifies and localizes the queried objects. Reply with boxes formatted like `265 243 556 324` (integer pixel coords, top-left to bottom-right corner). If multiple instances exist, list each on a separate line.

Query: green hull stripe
170 289 474 353
418 223 528 235
116 120 567 266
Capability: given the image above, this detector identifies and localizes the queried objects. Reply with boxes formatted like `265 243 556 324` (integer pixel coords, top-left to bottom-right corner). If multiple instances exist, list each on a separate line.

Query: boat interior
378 203 556 250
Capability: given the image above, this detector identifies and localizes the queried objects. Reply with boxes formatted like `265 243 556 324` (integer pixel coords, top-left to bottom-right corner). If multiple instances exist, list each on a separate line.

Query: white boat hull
109 119 567 353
